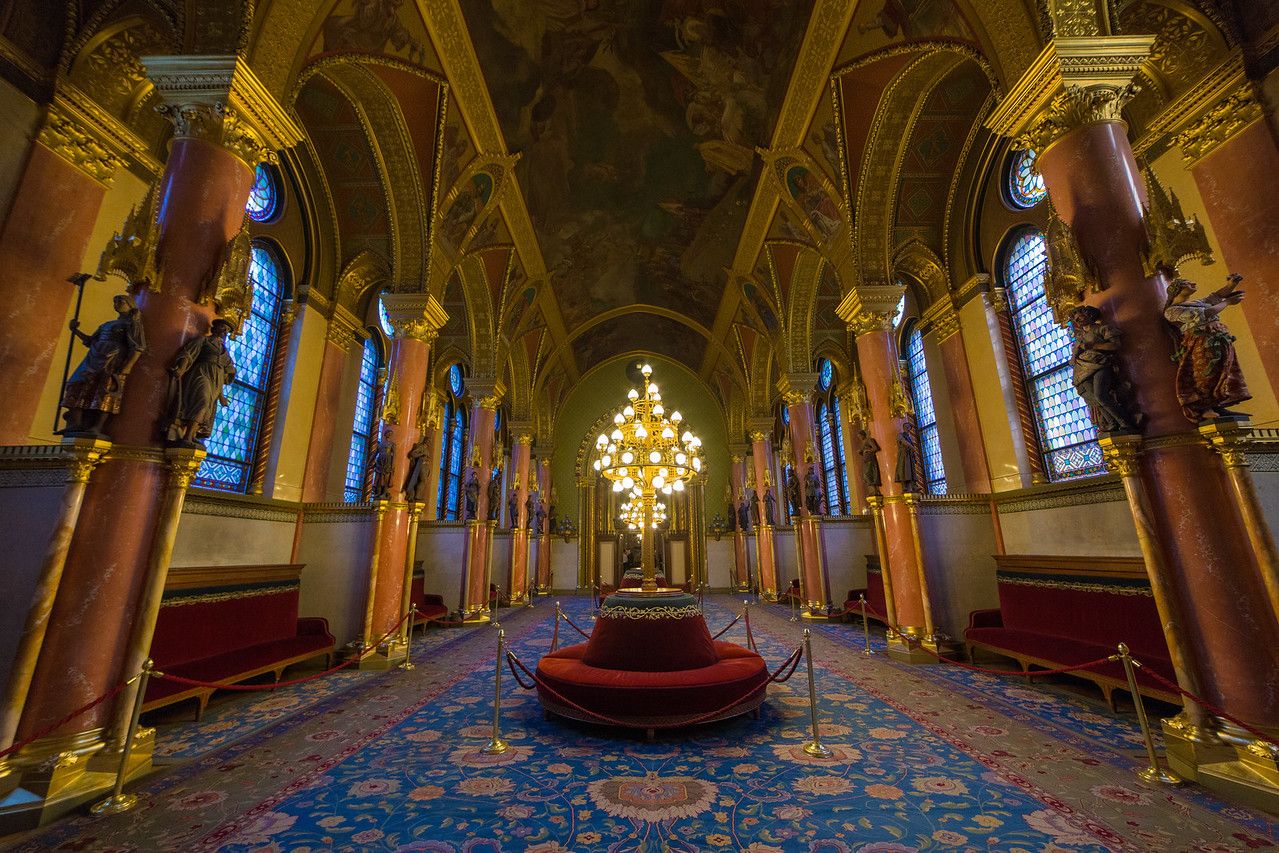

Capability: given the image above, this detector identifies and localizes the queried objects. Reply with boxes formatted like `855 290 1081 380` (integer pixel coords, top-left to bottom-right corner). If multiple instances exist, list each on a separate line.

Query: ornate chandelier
620 491 667 530
593 364 702 592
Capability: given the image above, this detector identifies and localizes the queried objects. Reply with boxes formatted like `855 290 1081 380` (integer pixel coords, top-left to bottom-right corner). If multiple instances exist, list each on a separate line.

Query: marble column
989 37 1279 792
10 56 302 792
507 429 533 603
460 383 502 620
729 450 750 590
301 306 359 502
0 97 121 444
780 374 832 614
577 475 595 591
837 381 870 514
930 301 991 493
536 454 554 593
748 426 779 601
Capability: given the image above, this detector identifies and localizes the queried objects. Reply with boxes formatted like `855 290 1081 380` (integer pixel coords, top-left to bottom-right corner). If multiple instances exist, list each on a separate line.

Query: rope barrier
559 611 592 639
151 609 414 693
744 607 758 653
0 680 130 761
710 612 742 640
1140 667 1279 750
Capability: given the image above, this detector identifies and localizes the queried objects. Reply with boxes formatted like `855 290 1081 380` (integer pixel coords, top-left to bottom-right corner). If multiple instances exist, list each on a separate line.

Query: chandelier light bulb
671 411 682 423
593 460 602 471
611 428 622 441
628 388 639 400
662 484 673 494
613 481 624 492
692 436 702 448
623 405 635 418
597 434 608 447
649 450 661 463
675 452 686 465
635 426 648 439
622 476 634 490
681 431 692 444
642 363 653 375
614 413 624 425
648 383 659 395
653 404 664 416
621 451 634 464
662 427 674 440
673 480 685 492
652 474 665 489
617 466 627 476
692 458 702 471
601 454 611 466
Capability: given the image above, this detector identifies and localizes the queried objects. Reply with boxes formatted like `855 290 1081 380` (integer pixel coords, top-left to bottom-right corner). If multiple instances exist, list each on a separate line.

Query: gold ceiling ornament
1044 200 1100 325
1139 166 1214 279
836 284 905 338
38 99 123 185
96 181 160 291
1175 82 1264 168
142 54 303 170
204 220 254 333
592 364 703 592
325 305 361 353
889 364 914 420
922 298 961 342
379 292 449 344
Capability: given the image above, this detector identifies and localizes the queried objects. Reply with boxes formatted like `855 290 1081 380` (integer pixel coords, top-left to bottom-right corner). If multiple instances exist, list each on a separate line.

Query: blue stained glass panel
818 401 836 514
343 338 380 502
906 329 946 494
817 358 833 391
831 396 850 512
1005 228 1102 480
245 164 279 222
449 364 464 397
1008 149 1047 209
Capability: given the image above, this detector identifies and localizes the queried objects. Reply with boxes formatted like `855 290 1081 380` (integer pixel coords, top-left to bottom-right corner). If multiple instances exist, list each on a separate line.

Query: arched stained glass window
343 337 381 502
437 365 467 520
1003 228 1102 480
814 358 850 515
1007 149 1047 209
196 240 286 492
245 164 280 222
905 328 946 494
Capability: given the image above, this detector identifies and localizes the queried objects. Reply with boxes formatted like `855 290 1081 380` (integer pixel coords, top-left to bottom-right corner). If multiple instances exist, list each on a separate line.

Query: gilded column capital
836 283 904 337
163 446 207 489
468 377 505 410
511 426 534 446
1098 433 1144 477
748 429 770 443
1198 418 1253 470
922 298 960 342
955 273 992 306
985 37 1154 152
326 305 361 352
143 55 303 170
727 443 750 457
62 437 113 484
983 287 1010 315
38 100 123 186
777 372 819 407
378 292 448 343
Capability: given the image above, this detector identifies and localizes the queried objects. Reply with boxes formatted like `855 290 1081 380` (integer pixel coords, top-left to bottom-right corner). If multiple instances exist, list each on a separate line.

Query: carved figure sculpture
508 489 519 528
61 293 146 437
403 436 431 502
726 502 737 532
804 466 823 515
763 487 777 526
737 496 751 532
487 471 502 521
785 468 801 517
164 319 236 446
464 470 480 520
1164 275 1251 421
526 493 537 530
1069 305 1139 433
858 430 882 494
895 428 917 493
749 490 762 526
371 437 396 500
535 500 547 534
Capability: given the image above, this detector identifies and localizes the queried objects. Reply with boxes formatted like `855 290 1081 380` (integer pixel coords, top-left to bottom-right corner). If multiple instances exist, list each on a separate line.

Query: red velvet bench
409 573 450 627
963 555 1178 708
844 555 889 624
145 564 335 717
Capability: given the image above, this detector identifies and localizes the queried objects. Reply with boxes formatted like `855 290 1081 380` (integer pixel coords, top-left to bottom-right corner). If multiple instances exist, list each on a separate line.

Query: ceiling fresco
458 0 816 367
835 0 977 66
572 314 707 372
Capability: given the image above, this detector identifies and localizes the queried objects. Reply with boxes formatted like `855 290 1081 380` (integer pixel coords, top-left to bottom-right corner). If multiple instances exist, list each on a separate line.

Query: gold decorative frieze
143 55 303 170
325 305 361 352
1176 84 1264 168
777 372 820 406
38 102 122 185
986 37 1154 150
378 292 448 343
922 298 960 342
836 284 905 337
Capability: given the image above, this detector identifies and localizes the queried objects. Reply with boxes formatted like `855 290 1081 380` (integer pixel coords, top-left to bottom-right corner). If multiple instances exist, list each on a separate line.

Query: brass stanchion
481 626 509 755
859 595 871 657
552 601 562 652
801 629 832 758
90 660 154 815
789 588 799 622
400 605 418 671
1117 643 1181 785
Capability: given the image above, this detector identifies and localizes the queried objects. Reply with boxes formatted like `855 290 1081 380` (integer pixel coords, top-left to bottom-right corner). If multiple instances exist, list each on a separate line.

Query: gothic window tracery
437 364 467 520
344 335 382 502
1007 149 1047 209
814 358 851 514
905 327 946 494
245 164 281 223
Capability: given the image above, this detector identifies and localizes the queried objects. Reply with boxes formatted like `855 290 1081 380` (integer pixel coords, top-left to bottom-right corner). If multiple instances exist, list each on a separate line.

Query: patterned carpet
6 596 1277 852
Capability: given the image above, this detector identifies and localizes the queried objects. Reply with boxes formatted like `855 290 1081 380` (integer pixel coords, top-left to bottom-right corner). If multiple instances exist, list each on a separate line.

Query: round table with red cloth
535 592 769 731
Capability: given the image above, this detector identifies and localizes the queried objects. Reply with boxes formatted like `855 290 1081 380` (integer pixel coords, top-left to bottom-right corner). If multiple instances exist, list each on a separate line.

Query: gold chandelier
620 491 667 530
593 364 702 592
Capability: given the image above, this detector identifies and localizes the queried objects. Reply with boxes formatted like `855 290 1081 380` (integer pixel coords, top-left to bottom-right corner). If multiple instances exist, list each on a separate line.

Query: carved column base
1164 715 1279 814
885 632 936 665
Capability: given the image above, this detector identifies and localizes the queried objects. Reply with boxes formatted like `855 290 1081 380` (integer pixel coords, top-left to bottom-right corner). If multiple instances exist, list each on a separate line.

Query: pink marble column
1038 118 1279 731
749 429 779 600
730 452 749 590
461 387 500 619
16 135 252 748
782 383 831 613
507 431 533 603
536 454 553 593
0 142 111 444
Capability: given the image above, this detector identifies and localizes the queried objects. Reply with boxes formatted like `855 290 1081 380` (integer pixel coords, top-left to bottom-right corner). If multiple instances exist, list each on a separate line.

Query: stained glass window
813 360 850 515
245 164 280 222
196 241 286 491
378 298 394 338
437 367 467 520
818 359 833 391
448 363 464 397
906 328 947 494
1004 228 1103 480
343 337 381 502
1008 149 1047 209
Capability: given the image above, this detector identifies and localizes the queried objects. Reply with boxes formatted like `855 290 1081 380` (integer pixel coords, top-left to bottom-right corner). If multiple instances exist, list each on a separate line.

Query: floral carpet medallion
8 598 1277 852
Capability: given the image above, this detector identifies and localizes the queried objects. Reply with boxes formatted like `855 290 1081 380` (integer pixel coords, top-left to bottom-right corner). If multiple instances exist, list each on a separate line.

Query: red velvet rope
0 680 130 761
559 611 592 639
711 612 742 640
153 610 414 692
1139 667 1279 749
503 644 803 729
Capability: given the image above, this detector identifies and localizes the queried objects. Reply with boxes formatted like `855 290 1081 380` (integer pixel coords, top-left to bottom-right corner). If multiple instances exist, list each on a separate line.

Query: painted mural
836 0 978 64
314 0 431 66
459 0 816 344
572 314 707 372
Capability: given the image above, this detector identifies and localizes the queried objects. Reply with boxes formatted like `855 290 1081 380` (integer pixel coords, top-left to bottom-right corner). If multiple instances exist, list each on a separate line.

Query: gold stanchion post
790 588 799 622
552 601 561 652
1118 642 1182 785
90 659 154 816
481 626 509 755
859 594 871 657
801 629 832 758
400 605 418 670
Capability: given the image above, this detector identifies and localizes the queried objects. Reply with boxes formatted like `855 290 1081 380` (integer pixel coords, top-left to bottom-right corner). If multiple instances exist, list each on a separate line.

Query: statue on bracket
403 436 431 503
534 499 547 534
804 465 823 515
858 429 882 494
463 469 480 520
508 487 519 529
1069 305 1141 433
785 467 802 517
749 489 762 526
60 290 147 438
737 495 752 532
763 486 777 526
1164 274 1251 422
525 492 537 531
370 436 395 500
164 318 236 447
895 428 918 493
486 470 502 521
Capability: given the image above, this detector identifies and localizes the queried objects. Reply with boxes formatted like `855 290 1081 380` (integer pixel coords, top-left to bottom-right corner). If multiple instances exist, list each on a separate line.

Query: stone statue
804 466 823 515
1164 274 1251 421
785 468 801 517
508 489 519 528
486 471 501 521
726 502 737 532
737 497 751 532
895 428 917 493
463 470 480 520
534 500 547 534
749 490 762 525
1069 305 1139 433
403 436 431 502
60 292 147 437
525 493 537 530
858 430 882 494
548 504 558 533
371 436 396 500
763 487 777 526
164 318 236 446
